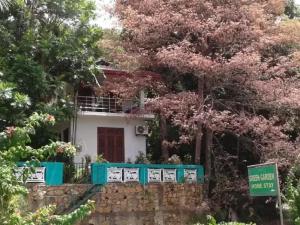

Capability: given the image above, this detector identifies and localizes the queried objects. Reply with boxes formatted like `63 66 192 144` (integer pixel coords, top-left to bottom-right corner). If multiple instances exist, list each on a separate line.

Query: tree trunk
195 76 204 164
204 127 213 198
160 115 169 162
194 122 203 164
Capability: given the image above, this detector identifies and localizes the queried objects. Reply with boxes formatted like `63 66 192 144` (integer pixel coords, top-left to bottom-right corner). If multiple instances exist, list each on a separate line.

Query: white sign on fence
163 169 177 182
184 169 197 183
107 167 123 182
148 169 162 182
16 167 46 183
124 168 139 182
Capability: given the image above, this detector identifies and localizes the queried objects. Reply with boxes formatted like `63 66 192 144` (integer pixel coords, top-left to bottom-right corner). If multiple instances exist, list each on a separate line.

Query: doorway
97 127 125 162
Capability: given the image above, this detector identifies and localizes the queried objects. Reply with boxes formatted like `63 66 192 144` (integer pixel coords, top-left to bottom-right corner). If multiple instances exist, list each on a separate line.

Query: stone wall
28 183 205 225
28 184 92 213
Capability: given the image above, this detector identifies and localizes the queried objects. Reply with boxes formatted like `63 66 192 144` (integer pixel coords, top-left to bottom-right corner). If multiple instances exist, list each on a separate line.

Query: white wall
72 114 147 163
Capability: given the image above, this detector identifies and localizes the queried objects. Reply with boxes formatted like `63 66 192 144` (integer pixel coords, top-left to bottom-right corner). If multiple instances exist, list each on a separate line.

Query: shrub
284 166 300 225
0 113 95 224
195 215 255 225
95 154 108 163
135 151 151 164
167 154 182 164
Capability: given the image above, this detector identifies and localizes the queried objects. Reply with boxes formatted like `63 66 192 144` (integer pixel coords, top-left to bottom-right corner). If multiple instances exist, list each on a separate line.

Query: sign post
247 162 283 225
275 164 284 225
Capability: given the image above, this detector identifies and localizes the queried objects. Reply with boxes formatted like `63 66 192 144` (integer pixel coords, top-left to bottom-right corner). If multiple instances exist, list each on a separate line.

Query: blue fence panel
181 165 205 183
42 162 64 186
17 162 64 186
91 163 204 185
91 163 146 185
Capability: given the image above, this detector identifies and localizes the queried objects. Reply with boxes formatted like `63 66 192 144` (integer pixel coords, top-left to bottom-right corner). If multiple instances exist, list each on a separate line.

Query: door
97 127 124 162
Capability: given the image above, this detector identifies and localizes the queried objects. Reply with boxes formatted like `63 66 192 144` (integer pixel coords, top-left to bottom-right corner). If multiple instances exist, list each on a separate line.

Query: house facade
70 67 156 163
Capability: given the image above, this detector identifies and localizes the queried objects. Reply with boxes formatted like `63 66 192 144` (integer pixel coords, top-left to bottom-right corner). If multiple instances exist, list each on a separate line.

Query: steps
61 184 102 214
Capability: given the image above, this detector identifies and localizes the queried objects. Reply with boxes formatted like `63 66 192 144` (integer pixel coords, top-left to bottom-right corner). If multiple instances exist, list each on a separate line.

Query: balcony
77 96 140 113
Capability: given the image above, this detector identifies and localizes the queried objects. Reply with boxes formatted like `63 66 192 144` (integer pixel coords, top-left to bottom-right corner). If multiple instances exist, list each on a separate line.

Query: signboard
184 169 197 183
248 163 278 196
148 169 162 182
247 162 283 225
163 169 177 182
107 167 123 182
124 168 139 182
16 167 46 183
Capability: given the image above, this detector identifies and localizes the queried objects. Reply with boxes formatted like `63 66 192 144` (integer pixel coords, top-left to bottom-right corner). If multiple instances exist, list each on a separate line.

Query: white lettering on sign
107 167 123 182
260 173 275 181
249 173 275 182
184 169 197 182
163 169 177 182
124 168 139 182
249 175 260 182
148 169 162 182
16 167 46 183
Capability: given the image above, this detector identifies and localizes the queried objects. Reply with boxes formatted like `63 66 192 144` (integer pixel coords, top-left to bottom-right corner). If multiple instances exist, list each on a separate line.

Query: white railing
77 96 139 113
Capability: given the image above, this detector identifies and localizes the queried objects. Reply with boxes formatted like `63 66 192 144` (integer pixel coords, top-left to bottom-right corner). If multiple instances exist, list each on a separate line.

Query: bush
167 154 182 164
0 113 95 224
284 166 300 225
135 151 151 164
95 154 108 163
195 216 255 225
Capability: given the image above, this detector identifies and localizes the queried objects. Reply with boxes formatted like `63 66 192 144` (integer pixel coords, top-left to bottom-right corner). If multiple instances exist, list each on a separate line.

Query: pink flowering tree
110 0 300 219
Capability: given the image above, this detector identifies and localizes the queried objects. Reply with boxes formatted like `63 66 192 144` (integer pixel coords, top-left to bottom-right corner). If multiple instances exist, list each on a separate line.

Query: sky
93 0 300 28
94 0 118 29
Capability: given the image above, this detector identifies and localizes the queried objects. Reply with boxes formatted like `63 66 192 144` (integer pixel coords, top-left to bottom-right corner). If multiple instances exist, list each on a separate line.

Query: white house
69 67 157 163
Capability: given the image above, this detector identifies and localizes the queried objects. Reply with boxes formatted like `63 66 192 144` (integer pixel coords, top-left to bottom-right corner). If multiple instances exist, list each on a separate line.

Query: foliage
64 155 91 183
95 153 109 163
95 70 166 99
0 0 11 11
146 118 195 163
195 215 255 225
284 166 300 225
167 154 182 164
285 0 300 19
134 151 151 164
0 81 31 130
182 153 193 164
0 0 103 146
99 29 140 70
10 200 95 225
0 113 94 225
114 0 300 221
0 1 100 223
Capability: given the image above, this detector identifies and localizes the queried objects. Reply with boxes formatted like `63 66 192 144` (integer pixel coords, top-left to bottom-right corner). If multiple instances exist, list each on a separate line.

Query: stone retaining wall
28 183 205 225
28 184 92 212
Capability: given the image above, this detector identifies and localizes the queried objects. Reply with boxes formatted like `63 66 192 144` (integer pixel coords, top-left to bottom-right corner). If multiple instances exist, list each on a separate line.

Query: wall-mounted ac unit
135 125 149 136
75 144 82 153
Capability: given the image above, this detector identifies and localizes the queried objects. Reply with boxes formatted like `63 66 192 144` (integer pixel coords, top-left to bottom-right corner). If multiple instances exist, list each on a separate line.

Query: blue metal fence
18 162 204 186
17 162 64 186
91 163 204 185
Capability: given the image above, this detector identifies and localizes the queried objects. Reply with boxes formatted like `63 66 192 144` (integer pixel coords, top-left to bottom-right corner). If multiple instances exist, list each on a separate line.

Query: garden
0 0 300 224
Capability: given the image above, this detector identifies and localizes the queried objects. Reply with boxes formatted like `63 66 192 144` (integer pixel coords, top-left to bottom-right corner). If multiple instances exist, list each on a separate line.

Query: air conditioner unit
135 125 149 136
75 144 82 153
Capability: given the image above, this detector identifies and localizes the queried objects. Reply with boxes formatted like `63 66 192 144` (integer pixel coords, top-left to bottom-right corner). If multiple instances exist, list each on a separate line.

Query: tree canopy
0 1 101 224
0 0 103 131
113 0 300 220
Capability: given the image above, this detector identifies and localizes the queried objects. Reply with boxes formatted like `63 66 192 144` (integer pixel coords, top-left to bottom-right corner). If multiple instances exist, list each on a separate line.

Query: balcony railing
77 96 139 113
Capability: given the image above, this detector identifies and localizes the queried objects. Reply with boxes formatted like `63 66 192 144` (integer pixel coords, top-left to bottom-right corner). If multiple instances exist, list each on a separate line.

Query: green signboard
248 163 278 197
